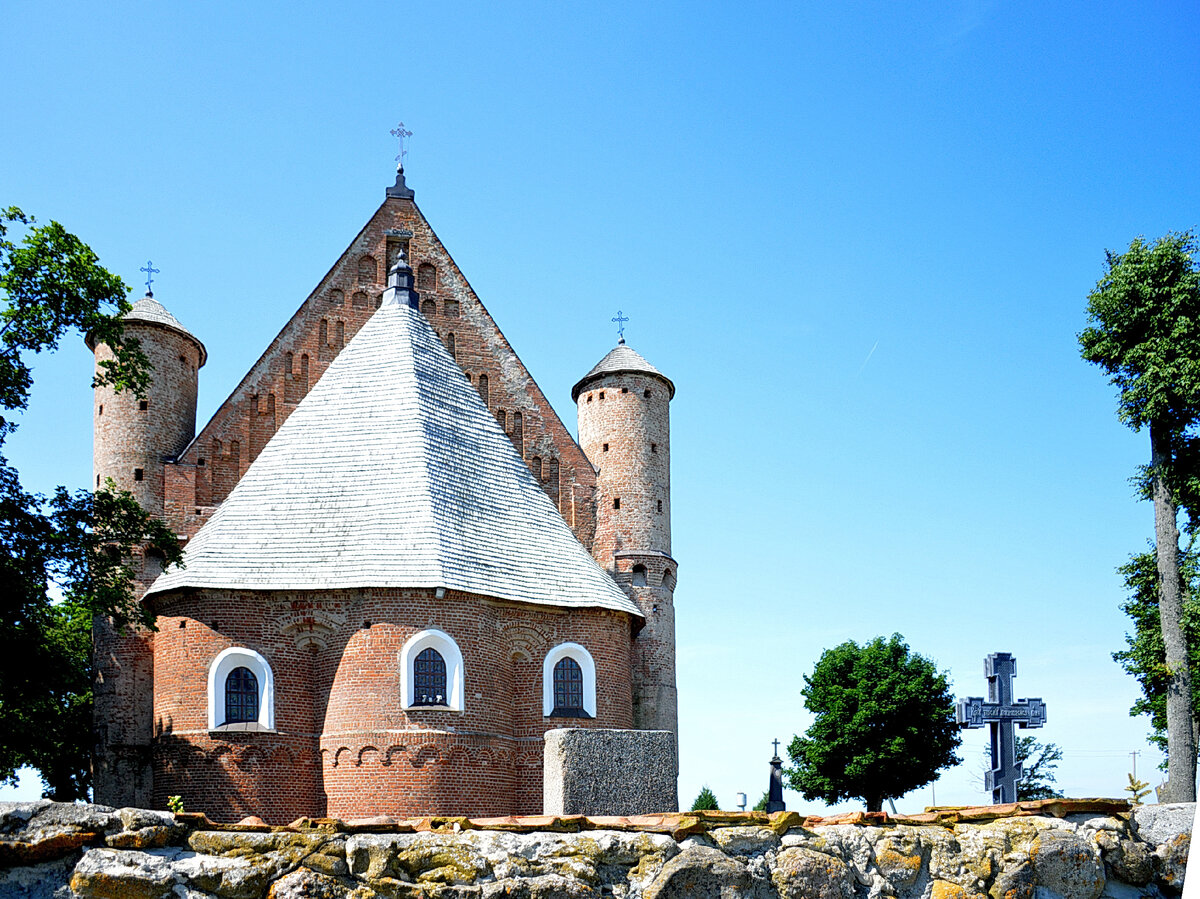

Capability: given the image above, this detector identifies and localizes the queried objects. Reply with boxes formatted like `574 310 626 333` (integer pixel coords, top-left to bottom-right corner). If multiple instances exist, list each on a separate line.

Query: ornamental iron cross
391 122 413 169
772 738 781 756
140 260 160 296
612 310 629 342
956 652 1046 805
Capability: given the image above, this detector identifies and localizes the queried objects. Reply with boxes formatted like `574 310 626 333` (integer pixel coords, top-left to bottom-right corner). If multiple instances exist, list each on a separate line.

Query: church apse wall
147 587 634 823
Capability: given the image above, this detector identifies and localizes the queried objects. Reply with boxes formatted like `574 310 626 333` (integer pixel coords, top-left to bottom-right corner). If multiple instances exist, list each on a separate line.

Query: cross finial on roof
772 738 780 757
390 122 413 172
612 310 629 344
140 260 160 296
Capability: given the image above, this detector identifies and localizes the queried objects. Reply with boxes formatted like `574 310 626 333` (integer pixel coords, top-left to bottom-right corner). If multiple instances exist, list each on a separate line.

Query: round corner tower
89 293 206 520
572 341 677 737
88 291 205 810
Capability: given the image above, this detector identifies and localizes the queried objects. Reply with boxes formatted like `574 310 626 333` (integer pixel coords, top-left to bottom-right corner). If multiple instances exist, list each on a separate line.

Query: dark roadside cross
766 738 786 813
956 652 1047 804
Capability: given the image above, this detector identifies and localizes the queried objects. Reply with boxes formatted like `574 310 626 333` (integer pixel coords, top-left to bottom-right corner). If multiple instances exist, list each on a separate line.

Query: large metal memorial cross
955 652 1047 804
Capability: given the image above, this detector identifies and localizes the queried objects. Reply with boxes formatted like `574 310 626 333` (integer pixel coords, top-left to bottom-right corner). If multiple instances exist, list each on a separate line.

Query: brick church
90 165 679 823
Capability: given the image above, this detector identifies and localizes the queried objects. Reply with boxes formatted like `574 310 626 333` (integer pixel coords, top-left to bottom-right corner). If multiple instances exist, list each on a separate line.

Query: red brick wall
147 588 633 823
163 195 596 550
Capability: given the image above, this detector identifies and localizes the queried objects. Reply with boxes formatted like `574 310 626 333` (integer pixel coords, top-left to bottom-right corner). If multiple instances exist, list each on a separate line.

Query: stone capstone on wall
544 728 678 816
0 799 1190 898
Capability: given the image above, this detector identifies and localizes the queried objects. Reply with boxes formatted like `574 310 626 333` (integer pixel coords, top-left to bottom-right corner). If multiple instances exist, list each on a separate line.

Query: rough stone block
543 728 677 816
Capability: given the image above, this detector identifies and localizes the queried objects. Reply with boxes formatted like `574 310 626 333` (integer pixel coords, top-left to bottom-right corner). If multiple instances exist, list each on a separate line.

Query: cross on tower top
390 122 413 172
612 310 629 344
140 260 160 296
772 738 781 757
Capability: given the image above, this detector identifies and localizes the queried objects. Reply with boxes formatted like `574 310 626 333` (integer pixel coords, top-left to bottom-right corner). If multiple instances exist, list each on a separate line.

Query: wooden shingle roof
147 296 639 617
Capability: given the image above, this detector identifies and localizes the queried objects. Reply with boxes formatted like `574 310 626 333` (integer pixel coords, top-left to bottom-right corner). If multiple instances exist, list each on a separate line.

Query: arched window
319 319 328 345
531 456 543 480
553 658 585 716
418 262 436 289
400 629 465 711
207 647 274 731
413 647 447 706
352 291 369 308
632 565 647 587
444 299 460 318
335 320 345 347
329 288 344 306
662 568 676 591
225 667 259 723
285 351 294 375
543 643 596 718
300 354 309 387
478 374 489 406
446 332 456 359
358 255 377 282
497 409 506 431
422 298 437 317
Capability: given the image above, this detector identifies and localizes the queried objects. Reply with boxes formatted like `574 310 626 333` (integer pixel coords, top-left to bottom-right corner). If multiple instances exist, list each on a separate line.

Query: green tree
786 634 961 812
1124 774 1151 807
1079 231 1200 801
1111 547 1200 755
690 785 719 811
1015 736 1063 801
0 207 181 799
752 791 769 812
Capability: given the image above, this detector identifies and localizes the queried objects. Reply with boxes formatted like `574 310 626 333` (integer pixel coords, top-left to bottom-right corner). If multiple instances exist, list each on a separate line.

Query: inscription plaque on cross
955 652 1047 804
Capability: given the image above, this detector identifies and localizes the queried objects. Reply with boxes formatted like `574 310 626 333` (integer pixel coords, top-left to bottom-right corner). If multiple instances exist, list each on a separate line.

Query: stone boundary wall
0 798 1190 898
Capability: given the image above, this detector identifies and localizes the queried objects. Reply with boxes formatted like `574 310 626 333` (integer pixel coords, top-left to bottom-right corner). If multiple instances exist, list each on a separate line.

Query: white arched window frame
207 647 275 731
542 642 597 718
400 628 465 711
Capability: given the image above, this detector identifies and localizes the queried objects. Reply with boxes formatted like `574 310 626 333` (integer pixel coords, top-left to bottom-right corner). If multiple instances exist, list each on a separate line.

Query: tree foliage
785 634 961 812
0 207 181 799
1014 736 1063 801
690 786 718 811
1111 547 1200 754
1079 231 1200 800
1124 774 1151 807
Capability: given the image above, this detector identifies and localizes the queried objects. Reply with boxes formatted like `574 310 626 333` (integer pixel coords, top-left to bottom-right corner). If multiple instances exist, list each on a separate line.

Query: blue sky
2 1 1199 812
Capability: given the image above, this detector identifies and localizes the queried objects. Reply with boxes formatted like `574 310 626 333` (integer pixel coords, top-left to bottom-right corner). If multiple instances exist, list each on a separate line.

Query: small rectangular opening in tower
622 387 628 393
651 443 657 453
134 468 144 481
613 497 620 509
603 443 609 452
138 400 148 411
657 500 663 513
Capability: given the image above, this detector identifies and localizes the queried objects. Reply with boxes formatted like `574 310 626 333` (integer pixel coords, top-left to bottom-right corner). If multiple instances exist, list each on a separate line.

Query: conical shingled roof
86 294 207 364
146 299 640 617
571 343 674 401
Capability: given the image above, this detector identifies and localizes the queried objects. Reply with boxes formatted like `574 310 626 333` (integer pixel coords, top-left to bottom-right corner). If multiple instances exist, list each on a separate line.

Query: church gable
164 191 596 548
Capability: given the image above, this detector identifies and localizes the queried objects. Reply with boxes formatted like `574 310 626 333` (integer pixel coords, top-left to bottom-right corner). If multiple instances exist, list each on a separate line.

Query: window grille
224 666 258 724
553 657 586 716
413 647 447 706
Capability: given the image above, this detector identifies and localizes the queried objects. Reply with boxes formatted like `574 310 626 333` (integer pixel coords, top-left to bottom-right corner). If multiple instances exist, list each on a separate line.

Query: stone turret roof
146 295 639 617
571 343 674 401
